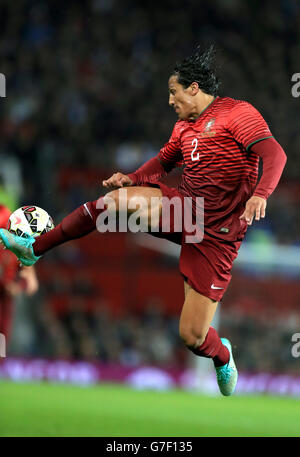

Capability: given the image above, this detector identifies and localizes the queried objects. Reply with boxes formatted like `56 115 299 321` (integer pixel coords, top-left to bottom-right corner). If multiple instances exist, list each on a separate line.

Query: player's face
168 75 197 120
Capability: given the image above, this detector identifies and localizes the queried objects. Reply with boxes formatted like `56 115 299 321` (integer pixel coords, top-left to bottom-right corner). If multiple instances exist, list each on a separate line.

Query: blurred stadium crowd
9 266 300 375
13 287 186 369
0 0 299 377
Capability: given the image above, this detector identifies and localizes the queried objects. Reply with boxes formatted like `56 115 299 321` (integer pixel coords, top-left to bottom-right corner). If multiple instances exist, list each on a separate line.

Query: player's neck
189 94 216 121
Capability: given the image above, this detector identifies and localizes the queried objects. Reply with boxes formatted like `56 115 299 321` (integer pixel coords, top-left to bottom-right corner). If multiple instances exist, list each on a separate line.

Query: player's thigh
104 187 163 224
104 185 184 240
179 281 218 347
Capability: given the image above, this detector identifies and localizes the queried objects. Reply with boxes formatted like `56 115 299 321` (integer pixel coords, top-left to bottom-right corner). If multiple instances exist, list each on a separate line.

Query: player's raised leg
179 282 238 396
0 187 163 266
0 230 40 266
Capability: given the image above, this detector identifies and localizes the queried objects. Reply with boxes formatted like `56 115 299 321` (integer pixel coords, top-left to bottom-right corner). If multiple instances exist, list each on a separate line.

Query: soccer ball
7 206 54 238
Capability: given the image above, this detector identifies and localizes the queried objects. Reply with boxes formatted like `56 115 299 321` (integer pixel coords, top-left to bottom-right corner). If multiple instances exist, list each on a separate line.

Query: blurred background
0 0 299 394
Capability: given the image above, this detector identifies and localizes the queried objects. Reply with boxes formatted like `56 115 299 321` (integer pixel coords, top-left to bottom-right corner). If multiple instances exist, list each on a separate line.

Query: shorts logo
211 284 224 290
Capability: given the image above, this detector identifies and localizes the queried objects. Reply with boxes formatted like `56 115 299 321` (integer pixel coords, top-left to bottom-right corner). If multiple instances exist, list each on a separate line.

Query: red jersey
0 206 19 289
157 96 273 241
0 206 19 340
0 249 19 287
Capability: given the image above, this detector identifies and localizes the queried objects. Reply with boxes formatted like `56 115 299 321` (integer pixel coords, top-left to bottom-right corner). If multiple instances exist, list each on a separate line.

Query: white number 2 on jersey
191 138 199 161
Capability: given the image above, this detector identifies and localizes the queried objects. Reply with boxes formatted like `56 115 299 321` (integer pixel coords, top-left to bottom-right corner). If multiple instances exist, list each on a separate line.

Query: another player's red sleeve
226 102 273 150
251 138 287 199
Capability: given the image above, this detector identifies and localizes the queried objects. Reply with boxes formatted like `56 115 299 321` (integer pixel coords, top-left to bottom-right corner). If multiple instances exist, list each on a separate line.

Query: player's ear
189 82 199 95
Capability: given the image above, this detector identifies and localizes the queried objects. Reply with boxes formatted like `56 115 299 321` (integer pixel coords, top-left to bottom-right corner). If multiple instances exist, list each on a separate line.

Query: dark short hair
172 45 220 96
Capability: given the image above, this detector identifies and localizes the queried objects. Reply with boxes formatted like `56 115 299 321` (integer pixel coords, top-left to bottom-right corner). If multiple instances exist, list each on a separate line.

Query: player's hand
239 196 267 225
102 173 133 189
20 266 39 296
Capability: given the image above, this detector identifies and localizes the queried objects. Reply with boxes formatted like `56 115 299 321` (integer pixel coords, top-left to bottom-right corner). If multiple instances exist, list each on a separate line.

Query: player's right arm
102 123 183 189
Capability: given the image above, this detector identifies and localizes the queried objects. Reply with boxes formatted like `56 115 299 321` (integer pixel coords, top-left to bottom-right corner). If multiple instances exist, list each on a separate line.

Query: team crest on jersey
204 119 215 131
200 118 216 136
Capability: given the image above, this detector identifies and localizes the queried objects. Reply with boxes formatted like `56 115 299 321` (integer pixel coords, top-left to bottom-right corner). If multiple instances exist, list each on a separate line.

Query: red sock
33 198 104 256
189 327 230 367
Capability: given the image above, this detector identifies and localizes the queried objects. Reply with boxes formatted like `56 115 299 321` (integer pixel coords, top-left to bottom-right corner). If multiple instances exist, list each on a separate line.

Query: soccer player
0 46 286 395
0 205 39 342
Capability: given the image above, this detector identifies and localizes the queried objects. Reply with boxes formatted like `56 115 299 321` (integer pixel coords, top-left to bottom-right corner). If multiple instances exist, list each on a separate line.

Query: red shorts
143 182 242 302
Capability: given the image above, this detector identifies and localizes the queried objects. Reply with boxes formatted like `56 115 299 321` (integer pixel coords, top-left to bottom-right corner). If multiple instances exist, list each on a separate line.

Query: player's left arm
19 265 39 296
5 265 39 297
239 137 287 225
226 102 287 225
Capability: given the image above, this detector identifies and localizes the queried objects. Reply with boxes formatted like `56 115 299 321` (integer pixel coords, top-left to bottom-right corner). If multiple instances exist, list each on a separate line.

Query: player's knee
104 190 122 213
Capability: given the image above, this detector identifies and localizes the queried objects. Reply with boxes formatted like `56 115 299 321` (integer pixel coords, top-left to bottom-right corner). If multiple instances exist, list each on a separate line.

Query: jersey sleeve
226 102 273 151
251 138 287 199
157 122 184 168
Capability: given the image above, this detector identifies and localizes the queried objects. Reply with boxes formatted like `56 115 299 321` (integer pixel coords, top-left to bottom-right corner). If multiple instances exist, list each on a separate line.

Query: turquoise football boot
215 338 238 396
0 228 41 266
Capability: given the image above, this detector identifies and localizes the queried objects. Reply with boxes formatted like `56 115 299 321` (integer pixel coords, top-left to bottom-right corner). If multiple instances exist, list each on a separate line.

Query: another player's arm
20 265 39 296
102 125 183 189
5 265 38 297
